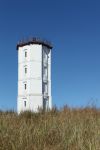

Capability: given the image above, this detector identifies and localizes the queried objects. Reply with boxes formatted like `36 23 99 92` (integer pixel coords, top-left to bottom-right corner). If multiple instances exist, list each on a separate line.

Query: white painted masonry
17 38 52 113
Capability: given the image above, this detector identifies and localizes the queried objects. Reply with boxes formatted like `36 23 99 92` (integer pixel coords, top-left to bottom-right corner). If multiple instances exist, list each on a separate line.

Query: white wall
17 43 52 113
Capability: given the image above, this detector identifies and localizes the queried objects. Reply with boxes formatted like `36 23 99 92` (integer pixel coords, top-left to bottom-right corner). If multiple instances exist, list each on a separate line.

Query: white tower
17 38 53 113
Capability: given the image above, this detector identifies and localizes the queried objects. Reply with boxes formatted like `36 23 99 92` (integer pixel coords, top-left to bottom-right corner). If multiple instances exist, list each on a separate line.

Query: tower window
24 101 26 107
25 68 27 74
25 51 27 57
24 84 27 90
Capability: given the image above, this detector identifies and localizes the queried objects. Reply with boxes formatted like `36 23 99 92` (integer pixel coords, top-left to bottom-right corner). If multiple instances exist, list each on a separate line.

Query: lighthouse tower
17 38 53 113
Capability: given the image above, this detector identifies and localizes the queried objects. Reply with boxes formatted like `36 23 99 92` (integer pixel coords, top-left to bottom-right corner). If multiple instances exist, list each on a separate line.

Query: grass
0 106 100 150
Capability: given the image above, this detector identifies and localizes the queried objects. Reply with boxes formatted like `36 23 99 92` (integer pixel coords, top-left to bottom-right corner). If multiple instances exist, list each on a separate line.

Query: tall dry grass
0 106 100 150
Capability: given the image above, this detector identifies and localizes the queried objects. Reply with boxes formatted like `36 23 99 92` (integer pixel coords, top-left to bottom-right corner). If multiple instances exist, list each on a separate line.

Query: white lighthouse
17 38 53 113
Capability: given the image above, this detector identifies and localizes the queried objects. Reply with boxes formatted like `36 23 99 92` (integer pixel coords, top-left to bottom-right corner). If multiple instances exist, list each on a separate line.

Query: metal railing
43 60 48 67
43 75 48 83
44 92 48 98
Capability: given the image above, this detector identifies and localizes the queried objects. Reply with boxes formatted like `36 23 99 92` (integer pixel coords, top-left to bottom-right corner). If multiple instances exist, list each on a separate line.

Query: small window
24 101 26 107
24 84 27 90
25 51 27 57
25 68 27 74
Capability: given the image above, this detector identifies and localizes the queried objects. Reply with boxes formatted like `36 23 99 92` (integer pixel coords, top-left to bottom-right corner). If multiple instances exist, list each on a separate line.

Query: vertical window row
23 50 27 108
24 50 27 74
24 50 27 89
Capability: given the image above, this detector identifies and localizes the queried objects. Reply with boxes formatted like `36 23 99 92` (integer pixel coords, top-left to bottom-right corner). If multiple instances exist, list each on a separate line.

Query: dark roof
16 37 53 50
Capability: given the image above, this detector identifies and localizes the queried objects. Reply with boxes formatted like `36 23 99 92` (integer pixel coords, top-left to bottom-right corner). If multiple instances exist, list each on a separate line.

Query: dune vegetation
0 106 100 150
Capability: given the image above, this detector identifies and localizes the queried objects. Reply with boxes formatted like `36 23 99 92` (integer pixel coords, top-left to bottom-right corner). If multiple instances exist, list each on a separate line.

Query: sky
0 0 100 110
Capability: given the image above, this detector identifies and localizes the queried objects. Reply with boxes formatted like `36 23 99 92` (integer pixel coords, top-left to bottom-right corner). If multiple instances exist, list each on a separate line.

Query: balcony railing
44 61 47 67
43 75 48 83
44 92 48 99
